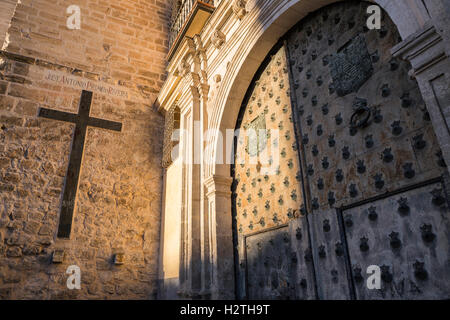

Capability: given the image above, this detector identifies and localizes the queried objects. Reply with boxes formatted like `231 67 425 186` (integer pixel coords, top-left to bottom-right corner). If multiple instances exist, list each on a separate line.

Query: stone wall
0 0 172 299
0 0 18 47
158 156 182 299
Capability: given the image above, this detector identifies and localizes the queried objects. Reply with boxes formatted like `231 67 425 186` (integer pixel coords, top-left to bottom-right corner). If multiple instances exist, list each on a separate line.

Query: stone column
205 175 235 300
392 21 450 174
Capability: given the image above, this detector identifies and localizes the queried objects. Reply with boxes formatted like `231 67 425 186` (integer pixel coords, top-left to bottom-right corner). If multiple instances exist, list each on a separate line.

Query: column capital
205 175 233 199
198 82 210 103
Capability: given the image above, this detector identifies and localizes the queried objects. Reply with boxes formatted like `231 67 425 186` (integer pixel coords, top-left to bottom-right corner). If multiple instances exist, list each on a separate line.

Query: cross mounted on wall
38 90 122 239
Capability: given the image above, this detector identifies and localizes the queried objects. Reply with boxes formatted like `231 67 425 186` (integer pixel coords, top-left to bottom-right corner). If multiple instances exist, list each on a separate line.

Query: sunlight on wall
162 157 182 279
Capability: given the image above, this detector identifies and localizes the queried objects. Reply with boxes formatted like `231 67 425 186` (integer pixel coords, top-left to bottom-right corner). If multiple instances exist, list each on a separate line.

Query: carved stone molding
392 22 445 76
232 0 247 20
208 74 222 103
178 59 191 77
211 29 226 49
205 175 233 199
162 103 180 169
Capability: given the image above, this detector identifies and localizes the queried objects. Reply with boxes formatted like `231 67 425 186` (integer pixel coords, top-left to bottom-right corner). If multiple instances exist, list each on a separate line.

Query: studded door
284 1 450 299
232 45 312 300
343 181 450 299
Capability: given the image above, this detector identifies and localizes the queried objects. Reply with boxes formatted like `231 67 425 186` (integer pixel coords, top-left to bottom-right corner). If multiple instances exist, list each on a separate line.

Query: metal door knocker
350 105 371 129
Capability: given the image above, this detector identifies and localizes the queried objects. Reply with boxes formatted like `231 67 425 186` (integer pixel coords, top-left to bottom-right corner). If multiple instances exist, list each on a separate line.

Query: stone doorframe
158 0 450 300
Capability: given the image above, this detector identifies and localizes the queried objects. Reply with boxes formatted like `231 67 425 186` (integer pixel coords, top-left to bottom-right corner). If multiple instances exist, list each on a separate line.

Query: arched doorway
232 1 450 300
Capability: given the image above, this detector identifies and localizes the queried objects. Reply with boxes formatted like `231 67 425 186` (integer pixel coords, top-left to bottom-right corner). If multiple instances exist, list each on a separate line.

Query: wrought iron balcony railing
168 0 215 61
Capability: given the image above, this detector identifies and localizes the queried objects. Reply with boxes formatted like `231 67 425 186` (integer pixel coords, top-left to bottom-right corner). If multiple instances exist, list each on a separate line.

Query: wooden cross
38 90 122 239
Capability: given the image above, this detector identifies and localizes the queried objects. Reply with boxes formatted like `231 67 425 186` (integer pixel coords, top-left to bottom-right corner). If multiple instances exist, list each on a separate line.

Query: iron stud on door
413 261 428 281
344 215 353 228
335 242 344 257
336 169 344 183
413 134 426 150
382 148 394 163
431 188 446 206
391 121 403 136
349 184 358 198
401 93 413 108
322 157 329 169
403 163 415 179
397 197 410 215
381 265 393 283
323 219 331 233
335 113 343 125
357 160 366 174
359 237 369 252
389 232 402 249
296 228 302 240
420 224 436 243
389 58 399 71
373 108 383 123
353 267 364 283
328 192 336 206
374 173 385 190
368 206 378 221
318 245 326 258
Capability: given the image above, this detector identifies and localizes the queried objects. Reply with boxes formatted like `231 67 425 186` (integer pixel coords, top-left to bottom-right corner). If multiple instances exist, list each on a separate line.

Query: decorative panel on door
234 46 304 236
308 208 352 300
343 181 450 300
285 1 447 212
233 45 305 299
245 227 297 299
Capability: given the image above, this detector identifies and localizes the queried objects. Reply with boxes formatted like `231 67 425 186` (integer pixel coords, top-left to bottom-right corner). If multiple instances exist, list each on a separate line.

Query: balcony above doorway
168 0 215 61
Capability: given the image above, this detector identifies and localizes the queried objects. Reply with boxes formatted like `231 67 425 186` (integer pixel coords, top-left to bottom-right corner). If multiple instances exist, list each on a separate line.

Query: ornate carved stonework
211 29 226 49
232 0 247 20
162 104 180 168
178 59 190 77
208 74 222 103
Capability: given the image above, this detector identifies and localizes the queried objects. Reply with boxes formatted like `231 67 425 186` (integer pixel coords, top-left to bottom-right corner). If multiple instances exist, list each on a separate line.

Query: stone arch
207 0 433 299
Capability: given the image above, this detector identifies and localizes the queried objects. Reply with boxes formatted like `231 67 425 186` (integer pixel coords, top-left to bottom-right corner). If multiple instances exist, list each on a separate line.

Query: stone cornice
392 21 447 76
157 75 182 112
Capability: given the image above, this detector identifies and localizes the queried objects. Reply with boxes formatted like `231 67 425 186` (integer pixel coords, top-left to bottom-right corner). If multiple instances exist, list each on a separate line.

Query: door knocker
350 105 371 129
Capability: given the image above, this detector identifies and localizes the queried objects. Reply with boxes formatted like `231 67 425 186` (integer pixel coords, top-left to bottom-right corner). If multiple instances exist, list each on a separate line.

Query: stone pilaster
392 21 450 175
198 81 212 299
205 175 235 300
180 74 203 299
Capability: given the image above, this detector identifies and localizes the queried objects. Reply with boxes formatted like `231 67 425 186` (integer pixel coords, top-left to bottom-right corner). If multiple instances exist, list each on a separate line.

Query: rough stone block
51 249 65 264
6 247 23 257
